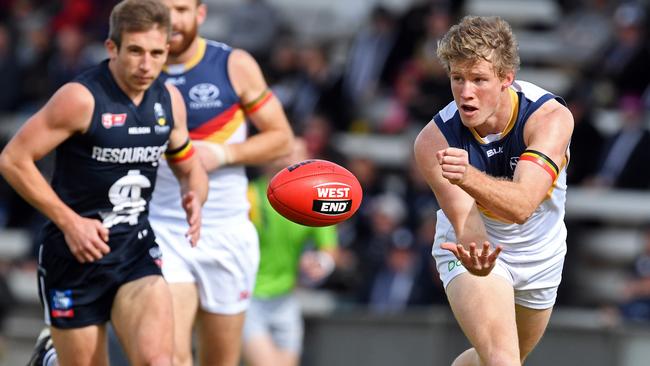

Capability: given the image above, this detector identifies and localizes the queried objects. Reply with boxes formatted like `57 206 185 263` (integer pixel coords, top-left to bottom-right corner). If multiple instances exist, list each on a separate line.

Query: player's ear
502 70 515 89
197 3 207 26
105 39 118 59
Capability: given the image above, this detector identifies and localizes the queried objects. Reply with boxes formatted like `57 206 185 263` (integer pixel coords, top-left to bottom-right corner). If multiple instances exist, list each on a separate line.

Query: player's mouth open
461 105 478 113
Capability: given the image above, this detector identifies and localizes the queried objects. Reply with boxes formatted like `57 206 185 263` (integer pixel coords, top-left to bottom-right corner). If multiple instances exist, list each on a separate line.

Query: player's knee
173 351 193 366
145 354 173 366
481 350 521 366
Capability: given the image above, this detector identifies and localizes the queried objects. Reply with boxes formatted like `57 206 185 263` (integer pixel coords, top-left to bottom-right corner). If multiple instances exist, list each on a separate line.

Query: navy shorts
37 239 163 329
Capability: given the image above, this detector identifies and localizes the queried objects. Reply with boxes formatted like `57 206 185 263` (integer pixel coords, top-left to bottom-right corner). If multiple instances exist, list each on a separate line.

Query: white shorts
242 294 303 354
151 218 260 314
432 219 566 310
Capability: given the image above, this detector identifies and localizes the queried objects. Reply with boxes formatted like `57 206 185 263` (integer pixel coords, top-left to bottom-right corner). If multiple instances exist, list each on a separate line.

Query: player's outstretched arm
0 83 110 262
437 99 574 224
165 84 209 246
414 120 499 276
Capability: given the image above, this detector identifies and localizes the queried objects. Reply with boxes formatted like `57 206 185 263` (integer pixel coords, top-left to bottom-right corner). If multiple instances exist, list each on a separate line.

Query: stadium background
2 0 650 364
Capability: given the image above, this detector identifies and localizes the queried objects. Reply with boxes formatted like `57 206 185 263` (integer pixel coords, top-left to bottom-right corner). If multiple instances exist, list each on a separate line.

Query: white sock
43 348 57 366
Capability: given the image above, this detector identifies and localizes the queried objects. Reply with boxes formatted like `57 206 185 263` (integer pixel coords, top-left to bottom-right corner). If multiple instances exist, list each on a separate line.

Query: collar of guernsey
469 88 519 144
163 37 207 75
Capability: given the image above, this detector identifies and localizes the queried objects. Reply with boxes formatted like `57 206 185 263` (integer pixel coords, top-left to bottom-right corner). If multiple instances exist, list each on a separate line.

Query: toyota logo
189 83 220 103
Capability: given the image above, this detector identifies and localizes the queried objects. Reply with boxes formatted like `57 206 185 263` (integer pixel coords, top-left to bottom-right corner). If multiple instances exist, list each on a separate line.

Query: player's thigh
111 275 174 366
243 334 300 366
446 272 520 359
197 310 246 366
243 334 279 366
168 282 200 362
243 296 302 365
515 304 553 361
192 221 259 314
51 325 109 366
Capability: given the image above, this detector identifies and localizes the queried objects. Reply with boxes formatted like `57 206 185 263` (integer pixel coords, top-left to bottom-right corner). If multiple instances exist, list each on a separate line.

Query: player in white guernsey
149 1 294 366
414 16 573 366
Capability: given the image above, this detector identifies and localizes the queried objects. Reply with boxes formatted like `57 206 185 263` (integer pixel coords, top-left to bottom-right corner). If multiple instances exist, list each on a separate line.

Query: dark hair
108 0 171 48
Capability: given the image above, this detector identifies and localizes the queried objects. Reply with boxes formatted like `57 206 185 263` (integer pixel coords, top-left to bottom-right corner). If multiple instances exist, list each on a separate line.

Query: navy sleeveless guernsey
41 60 174 262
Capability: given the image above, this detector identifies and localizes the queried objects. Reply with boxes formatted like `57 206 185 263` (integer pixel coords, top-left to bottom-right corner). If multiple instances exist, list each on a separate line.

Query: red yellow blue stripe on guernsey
151 38 259 224
161 38 252 144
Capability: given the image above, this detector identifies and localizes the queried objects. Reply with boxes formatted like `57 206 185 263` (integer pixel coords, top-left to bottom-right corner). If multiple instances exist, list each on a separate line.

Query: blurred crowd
2 0 650 333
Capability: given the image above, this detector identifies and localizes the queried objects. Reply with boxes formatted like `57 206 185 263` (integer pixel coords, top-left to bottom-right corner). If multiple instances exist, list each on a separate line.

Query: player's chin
168 42 186 56
132 78 154 90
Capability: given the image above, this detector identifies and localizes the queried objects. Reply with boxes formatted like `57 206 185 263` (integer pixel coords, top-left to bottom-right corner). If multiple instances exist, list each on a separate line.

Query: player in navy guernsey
414 16 573 366
0 1 208 366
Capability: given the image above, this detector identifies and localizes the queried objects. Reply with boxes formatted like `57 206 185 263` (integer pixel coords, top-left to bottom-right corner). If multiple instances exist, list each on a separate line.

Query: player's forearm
181 164 208 205
228 129 294 166
459 166 538 224
0 157 77 229
454 206 490 248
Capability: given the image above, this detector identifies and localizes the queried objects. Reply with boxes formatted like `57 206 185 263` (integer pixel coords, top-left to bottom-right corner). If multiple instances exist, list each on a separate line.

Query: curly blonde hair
436 15 520 78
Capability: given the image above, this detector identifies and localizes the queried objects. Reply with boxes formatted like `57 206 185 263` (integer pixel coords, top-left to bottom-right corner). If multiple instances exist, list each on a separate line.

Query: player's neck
167 36 202 66
474 89 513 137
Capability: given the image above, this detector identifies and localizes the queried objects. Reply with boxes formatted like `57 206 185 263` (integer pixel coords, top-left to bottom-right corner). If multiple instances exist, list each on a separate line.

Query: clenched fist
436 148 471 185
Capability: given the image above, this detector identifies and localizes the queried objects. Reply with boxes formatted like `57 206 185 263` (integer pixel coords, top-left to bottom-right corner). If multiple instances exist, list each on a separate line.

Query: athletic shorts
432 218 566 310
38 240 163 329
151 218 259 314
242 294 303 354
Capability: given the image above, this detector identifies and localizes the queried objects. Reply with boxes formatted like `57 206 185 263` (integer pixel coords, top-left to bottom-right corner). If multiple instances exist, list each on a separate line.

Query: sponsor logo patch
128 126 151 135
101 113 127 129
51 289 74 318
188 83 222 109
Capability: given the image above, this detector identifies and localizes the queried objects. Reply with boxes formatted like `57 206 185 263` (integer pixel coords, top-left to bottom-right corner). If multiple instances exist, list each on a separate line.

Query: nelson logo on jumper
188 83 222 109
312 182 352 215
101 113 127 129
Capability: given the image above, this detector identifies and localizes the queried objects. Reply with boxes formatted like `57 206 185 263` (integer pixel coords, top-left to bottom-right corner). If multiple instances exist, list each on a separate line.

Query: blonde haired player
414 16 573 365
149 1 294 366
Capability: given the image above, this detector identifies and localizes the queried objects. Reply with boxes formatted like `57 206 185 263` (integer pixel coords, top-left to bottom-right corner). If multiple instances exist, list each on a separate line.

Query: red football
267 159 363 227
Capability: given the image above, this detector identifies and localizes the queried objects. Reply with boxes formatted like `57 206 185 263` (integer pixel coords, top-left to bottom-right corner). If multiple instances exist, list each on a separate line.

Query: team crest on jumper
154 102 170 134
509 156 519 171
101 113 127 129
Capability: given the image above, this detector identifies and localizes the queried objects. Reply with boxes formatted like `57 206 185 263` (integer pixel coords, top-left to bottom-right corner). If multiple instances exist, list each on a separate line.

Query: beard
169 22 199 56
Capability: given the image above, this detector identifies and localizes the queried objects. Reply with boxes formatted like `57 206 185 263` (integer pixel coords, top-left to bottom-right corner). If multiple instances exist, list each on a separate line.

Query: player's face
163 0 205 56
449 59 513 129
107 28 169 93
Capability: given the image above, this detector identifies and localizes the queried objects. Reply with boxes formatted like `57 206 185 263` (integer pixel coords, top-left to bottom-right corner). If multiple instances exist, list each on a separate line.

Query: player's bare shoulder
45 82 95 133
524 97 574 146
227 48 266 98
165 82 186 115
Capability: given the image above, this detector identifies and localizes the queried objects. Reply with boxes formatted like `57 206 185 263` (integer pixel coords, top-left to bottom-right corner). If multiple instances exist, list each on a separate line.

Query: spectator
587 93 650 189
47 24 94 92
0 22 19 111
564 86 604 185
226 0 282 67
366 227 436 313
613 228 650 323
587 2 650 106
341 6 397 110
